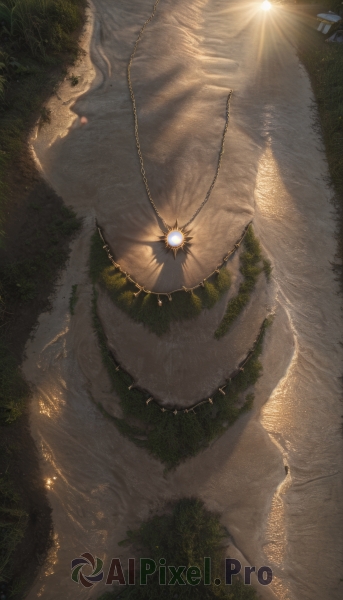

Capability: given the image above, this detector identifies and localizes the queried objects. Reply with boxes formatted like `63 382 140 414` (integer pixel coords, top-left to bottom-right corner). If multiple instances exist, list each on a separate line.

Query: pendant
159 220 192 258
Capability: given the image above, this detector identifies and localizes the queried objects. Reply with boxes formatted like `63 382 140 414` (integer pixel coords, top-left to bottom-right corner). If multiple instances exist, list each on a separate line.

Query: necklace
128 0 232 257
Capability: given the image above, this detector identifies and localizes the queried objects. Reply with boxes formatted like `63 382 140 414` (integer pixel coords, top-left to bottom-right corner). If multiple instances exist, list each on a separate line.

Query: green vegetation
0 201 80 426
92 289 270 469
90 226 272 338
0 471 28 586
297 23 343 286
98 498 258 600
0 163 79 600
0 205 79 305
90 231 232 336
0 0 85 594
0 0 86 230
0 341 30 425
215 226 269 339
69 283 78 314
262 258 272 282
300 0 340 8
0 202 79 574
0 0 83 60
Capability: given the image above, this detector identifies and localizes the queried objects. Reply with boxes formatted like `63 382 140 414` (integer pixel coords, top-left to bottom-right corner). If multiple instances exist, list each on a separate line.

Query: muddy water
25 1 342 599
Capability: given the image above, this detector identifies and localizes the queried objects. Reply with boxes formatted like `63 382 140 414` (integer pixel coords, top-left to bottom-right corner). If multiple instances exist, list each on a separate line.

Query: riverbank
0 2 340 598
23 2 343 599
297 18 343 286
0 1 86 596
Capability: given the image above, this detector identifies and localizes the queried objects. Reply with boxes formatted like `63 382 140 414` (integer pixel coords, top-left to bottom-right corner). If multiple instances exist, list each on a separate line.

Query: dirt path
25 2 342 599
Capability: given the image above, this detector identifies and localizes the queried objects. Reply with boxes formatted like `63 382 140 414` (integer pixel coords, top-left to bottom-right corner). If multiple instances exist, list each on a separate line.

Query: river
25 1 343 599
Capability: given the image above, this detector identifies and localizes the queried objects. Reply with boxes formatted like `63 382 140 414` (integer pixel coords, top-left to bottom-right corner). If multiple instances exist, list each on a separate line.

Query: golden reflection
268 575 292 600
212 2 278 37
45 476 57 490
41 441 54 465
38 386 66 418
41 438 99 503
31 523 59 594
42 324 69 353
44 533 60 577
244 2 299 71
39 399 52 418
261 335 298 432
255 144 294 220
260 341 299 599
264 472 291 565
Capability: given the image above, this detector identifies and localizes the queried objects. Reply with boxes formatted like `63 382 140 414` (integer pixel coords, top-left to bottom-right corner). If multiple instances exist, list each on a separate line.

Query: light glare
262 1 272 11
167 230 184 248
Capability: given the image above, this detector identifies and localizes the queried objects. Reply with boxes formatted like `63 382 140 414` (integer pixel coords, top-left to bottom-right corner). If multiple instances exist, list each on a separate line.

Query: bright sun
262 0 272 11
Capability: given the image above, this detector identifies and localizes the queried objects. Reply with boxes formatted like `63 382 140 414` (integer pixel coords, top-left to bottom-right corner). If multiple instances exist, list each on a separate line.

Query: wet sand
25 1 342 599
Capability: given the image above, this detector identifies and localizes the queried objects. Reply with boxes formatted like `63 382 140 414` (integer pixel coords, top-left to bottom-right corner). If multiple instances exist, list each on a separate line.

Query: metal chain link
127 0 232 231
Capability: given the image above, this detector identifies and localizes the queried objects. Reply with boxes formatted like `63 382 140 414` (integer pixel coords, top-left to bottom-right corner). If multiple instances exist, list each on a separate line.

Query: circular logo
71 553 104 588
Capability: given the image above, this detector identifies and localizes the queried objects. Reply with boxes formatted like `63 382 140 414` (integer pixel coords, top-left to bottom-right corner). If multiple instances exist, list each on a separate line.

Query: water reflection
38 386 66 418
24 2 343 600
255 144 295 221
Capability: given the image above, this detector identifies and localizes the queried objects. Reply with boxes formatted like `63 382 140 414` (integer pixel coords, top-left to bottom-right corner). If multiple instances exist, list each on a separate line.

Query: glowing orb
262 1 272 10
159 220 192 257
167 230 184 248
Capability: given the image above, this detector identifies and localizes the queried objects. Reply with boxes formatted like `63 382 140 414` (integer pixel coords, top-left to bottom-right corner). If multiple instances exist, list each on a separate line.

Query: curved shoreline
25 2 343 600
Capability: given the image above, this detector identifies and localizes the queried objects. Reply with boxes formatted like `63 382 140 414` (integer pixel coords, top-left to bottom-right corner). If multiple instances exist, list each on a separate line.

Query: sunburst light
159 221 192 258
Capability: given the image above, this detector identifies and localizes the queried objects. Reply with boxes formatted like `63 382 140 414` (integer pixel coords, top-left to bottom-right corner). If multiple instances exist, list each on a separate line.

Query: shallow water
25 1 342 599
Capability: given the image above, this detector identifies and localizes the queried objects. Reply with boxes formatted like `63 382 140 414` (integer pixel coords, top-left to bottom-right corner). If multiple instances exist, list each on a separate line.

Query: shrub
90 231 232 336
297 24 343 285
0 341 30 424
0 0 84 59
0 472 27 583
214 226 268 339
91 290 270 469
98 498 258 599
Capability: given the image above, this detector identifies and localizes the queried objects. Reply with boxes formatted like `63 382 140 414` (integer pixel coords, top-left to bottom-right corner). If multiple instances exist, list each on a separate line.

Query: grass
0 0 84 60
97 498 258 600
90 231 232 336
91 289 270 470
297 23 343 285
69 283 78 314
214 226 269 339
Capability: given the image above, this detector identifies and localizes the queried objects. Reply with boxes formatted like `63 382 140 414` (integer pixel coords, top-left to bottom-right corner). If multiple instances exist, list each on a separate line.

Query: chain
183 91 232 229
97 220 251 297
127 0 232 232
127 0 168 229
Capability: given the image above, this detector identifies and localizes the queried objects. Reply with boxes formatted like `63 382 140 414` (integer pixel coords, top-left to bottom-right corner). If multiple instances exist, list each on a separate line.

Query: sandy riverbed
25 1 342 599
